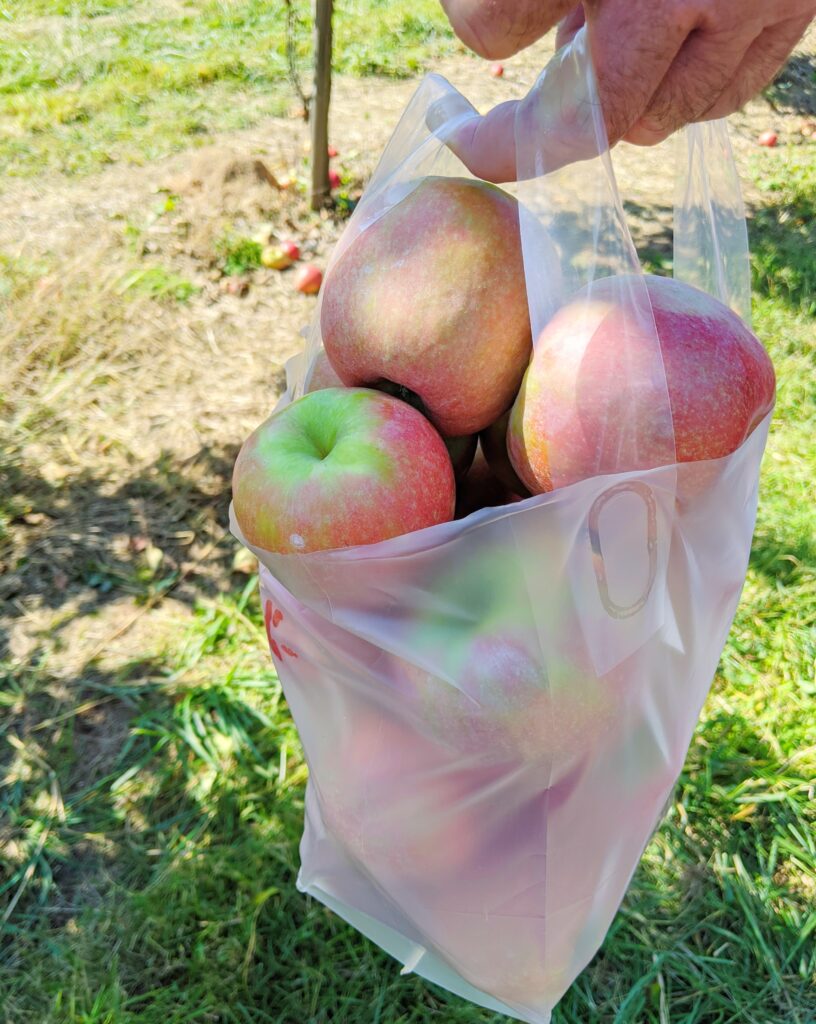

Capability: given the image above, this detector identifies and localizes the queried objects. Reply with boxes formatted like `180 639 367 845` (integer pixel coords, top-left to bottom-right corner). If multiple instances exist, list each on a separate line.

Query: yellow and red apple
508 274 776 493
320 176 532 437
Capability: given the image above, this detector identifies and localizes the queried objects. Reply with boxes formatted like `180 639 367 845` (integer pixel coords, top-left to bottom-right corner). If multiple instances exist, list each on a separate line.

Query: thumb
432 100 520 184
429 27 610 183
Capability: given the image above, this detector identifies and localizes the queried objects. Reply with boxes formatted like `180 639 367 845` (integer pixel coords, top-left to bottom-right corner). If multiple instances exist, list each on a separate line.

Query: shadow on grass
748 187 816 315
0 439 242 662
765 53 816 116
749 517 816 586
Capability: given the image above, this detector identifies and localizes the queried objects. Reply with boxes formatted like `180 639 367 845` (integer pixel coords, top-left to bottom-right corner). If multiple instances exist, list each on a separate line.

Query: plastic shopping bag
231 29 772 1024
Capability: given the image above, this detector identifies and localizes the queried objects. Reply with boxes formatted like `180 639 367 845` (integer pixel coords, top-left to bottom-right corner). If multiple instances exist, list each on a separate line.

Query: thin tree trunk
310 0 333 211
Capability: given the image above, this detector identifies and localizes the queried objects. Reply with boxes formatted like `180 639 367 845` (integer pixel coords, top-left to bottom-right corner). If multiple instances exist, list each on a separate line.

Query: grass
2 11 816 1022
0 0 456 178
749 149 816 314
214 232 263 277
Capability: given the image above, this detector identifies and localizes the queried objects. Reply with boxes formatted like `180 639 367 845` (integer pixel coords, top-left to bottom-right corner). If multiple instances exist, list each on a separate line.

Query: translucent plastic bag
231 29 773 1024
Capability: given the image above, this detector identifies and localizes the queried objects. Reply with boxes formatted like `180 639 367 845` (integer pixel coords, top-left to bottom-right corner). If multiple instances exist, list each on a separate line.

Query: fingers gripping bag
230 29 774 1024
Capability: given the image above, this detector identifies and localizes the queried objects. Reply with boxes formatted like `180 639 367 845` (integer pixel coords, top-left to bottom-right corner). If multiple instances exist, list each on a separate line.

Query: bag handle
514 26 750 320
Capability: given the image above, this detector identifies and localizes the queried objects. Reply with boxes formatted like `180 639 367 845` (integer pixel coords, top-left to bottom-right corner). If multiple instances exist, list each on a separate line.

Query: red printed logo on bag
264 599 298 660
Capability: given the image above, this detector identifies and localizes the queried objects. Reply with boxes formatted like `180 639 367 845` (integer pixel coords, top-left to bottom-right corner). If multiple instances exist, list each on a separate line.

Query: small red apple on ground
280 239 300 261
328 168 341 190
321 176 531 437
758 130 778 147
293 264 322 294
232 387 455 553
489 62 504 77
327 144 339 158
508 274 775 493
221 276 249 296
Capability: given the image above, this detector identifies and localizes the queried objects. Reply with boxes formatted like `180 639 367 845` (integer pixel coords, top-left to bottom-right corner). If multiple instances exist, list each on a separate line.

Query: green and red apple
509 274 776 493
320 176 532 437
232 387 455 553
304 356 477 479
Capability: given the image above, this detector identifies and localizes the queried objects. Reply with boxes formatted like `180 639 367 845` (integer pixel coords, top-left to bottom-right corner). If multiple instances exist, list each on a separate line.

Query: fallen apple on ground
293 264 322 294
321 176 532 436
261 245 294 270
508 274 775 493
232 387 455 553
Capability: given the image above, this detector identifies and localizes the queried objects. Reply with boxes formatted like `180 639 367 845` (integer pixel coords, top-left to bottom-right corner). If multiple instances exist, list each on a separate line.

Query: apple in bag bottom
232 387 455 553
319 710 485 884
508 274 776 493
320 176 532 437
411 632 622 773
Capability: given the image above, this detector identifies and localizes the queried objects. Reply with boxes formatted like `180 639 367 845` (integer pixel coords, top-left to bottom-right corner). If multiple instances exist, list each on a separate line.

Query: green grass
214 232 263 277
0 0 456 178
116 265 200 302
750 149 816 315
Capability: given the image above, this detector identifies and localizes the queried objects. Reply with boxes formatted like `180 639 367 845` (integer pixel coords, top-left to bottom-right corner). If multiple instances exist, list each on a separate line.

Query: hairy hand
438 0 815 181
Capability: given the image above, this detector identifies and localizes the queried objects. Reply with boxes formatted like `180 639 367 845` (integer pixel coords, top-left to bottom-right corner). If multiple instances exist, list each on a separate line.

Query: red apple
489 62 504 77
328 168 342 190
414 632 620 770
232 387 455 553
508 274 775 493
327 144 339 158
293 263 322 294
319 710 484 882
758 130 778 147
280 239 300 261
479 410 530 497
320 176 532 436
375 380 477 480
304 349 344 393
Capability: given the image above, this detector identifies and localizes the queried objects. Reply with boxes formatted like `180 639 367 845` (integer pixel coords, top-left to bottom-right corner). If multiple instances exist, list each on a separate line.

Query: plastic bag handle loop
588 481 658 620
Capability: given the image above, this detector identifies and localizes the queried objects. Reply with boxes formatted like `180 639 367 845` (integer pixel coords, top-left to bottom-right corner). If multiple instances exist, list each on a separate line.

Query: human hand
438 0 815 181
